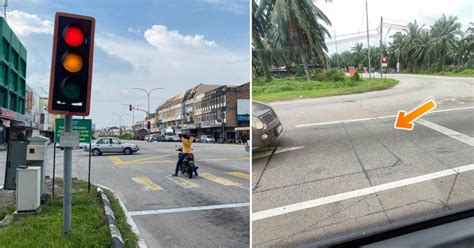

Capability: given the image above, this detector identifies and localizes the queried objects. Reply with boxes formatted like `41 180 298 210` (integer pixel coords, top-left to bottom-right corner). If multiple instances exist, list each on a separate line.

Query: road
1 141 250 247
252 74 474 247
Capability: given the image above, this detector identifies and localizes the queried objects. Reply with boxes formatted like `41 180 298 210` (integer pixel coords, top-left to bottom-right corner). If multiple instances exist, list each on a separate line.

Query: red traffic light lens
64 26 85 47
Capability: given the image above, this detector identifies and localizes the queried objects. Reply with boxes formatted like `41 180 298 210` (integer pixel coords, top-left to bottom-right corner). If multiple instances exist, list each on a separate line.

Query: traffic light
129 104 132 111
48 12 95 116
382 56 388 63
146 120 151 130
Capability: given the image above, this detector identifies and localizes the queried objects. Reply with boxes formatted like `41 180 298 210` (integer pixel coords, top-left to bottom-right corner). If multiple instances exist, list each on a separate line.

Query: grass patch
0 202 15 221
253 77 399 102
0 179 137 247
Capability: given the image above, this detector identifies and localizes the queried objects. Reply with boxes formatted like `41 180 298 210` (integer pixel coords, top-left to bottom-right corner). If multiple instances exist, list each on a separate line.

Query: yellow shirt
181 136 194 153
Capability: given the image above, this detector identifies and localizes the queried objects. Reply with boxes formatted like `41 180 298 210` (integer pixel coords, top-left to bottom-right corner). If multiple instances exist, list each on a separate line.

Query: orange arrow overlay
394 99 437 130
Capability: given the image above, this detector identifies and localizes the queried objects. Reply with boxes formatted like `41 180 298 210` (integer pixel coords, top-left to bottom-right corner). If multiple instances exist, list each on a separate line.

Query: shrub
352 71 361 81
325 69 345 82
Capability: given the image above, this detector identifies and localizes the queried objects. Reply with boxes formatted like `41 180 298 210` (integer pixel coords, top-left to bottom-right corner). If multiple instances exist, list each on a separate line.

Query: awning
235 127 250 131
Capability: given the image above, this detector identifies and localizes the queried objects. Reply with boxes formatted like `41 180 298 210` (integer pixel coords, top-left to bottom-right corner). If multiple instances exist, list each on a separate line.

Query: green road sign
55 118 92 143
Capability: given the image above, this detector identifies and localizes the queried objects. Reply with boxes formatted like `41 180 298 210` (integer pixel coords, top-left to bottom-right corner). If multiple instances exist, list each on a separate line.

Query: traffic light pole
64 115 73 234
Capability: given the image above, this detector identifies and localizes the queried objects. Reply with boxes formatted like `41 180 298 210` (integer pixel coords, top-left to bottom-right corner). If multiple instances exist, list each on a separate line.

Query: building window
9 93 16 111
0 89 5 108
2 39 8 61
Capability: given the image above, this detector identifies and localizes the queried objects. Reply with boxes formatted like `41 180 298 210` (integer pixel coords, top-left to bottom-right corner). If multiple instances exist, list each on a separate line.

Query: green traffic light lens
60 77 81 101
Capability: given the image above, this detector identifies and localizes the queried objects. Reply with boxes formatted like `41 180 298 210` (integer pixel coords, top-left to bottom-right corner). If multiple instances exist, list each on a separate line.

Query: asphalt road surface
1 141 250 247
252 74 474 247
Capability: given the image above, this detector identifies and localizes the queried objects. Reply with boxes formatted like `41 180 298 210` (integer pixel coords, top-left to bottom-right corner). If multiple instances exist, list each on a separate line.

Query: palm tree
252 0 274 81
430 15 461 70
263 0 331 81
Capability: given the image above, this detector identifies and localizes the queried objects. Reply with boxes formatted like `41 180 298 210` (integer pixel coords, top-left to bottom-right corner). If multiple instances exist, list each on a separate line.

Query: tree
263 0 331 81
430 15 461 70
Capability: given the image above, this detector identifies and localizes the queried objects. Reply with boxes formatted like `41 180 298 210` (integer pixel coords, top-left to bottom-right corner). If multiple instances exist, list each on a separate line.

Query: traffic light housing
129 104 132 111
146 120 151 130
48 12 95 116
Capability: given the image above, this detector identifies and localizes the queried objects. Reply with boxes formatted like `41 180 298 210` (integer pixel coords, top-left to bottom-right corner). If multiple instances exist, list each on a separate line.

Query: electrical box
16 167 41 211
26 145 45 161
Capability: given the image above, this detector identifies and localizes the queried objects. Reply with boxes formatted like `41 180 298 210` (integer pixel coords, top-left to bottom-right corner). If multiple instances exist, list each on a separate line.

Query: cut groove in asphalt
253 145 278 191
416 118 474 146
342 122 392 223
252 163 474 221
295 106 474 128
129 202 250 216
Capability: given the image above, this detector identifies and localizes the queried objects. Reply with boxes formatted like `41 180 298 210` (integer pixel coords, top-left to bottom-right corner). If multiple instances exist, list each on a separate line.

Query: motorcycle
176 146 197 179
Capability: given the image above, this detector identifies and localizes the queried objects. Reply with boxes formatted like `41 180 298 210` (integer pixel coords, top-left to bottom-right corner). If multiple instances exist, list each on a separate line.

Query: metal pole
380 16 383 78
52 142 56 198
334 30 340 69
366 0 372 79
88 129 91 193
63 115 72 235
132 106 135 140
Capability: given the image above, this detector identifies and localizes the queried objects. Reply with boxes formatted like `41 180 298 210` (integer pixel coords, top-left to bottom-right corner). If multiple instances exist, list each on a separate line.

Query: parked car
200 135 216 143
252 101 283 150
85 137 139 155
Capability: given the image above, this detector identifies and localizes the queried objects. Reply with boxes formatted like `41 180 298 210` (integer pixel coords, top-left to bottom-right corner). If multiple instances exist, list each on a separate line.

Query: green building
0 17 27 147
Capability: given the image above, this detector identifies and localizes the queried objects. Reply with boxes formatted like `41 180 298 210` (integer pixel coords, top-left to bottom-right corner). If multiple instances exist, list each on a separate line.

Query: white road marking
465 83 471 87
295 106 474 128
253 146 304 159
129 202 250 216
252 163 474 221
416 119 474 147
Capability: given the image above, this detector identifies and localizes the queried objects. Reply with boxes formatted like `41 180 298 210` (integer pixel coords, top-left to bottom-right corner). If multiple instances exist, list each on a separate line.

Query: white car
85 137 139 155
200 135 216 143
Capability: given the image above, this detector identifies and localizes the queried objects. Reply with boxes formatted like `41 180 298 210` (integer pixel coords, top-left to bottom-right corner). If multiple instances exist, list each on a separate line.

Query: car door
110 138 123 153
96 138 109 153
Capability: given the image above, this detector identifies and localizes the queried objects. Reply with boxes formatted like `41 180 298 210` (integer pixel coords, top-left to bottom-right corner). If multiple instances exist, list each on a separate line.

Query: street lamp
132 87 164 119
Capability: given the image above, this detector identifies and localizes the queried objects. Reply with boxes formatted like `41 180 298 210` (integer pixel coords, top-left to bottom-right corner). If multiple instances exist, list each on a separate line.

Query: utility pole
334 30 340 69
366 0 372 79
397 41 401 73
380 16 383 78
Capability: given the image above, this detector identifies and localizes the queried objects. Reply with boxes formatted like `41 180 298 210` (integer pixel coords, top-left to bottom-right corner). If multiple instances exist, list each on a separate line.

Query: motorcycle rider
172 132 198 177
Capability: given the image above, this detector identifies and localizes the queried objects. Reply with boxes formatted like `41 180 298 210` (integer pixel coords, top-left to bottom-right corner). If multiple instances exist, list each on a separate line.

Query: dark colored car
252 101 283 150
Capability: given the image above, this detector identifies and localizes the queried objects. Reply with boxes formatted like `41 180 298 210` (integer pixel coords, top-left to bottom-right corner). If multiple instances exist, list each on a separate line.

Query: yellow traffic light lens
63 52 83 73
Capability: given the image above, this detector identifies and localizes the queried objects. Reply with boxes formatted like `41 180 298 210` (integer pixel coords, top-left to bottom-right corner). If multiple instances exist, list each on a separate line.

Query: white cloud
144 25 217 51
93 25 248 127
6 10 53 36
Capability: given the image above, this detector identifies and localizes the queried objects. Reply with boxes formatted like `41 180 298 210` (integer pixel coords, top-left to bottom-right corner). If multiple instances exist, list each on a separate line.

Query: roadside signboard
55 118 92 143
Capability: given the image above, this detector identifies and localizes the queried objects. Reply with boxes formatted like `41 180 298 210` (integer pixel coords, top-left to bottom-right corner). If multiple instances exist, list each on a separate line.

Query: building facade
154 82 250 142
0 17 27 148
193 83 250 141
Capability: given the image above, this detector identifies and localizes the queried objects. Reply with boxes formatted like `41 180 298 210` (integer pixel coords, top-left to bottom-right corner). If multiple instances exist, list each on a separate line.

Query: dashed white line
416 119 474 146
295 106 474 128
252 163 474 221
129 202 250 216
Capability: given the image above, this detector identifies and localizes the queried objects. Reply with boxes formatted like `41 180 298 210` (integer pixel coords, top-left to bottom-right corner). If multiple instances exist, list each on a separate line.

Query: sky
7 0 250 128
316 0 473 54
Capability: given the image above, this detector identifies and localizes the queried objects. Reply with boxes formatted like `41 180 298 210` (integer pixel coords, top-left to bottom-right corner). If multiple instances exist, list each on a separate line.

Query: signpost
55 119 92 144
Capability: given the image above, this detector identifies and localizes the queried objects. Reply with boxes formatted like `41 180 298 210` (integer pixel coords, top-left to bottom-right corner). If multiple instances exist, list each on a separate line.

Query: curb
97 187 125 248
96 184 147 248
